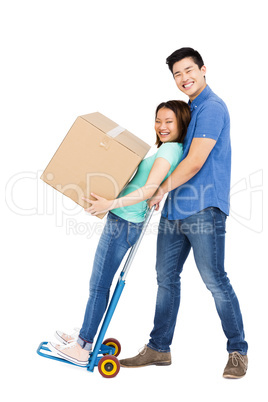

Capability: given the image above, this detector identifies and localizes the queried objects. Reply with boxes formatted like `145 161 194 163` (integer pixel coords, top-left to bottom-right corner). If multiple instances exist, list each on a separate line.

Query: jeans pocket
210 207 226 235
107 212 119 222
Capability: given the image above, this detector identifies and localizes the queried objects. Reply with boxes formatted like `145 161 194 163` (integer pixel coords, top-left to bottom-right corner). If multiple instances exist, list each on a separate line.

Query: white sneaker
54 328 80 345
48 341 89 367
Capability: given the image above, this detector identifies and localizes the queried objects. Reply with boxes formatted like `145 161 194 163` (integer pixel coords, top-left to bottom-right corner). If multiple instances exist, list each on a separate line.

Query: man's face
172 57 207 101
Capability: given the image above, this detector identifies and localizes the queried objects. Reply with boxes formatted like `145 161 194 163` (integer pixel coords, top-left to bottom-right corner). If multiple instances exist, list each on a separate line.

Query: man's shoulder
200 91 229 117
206 88 228 112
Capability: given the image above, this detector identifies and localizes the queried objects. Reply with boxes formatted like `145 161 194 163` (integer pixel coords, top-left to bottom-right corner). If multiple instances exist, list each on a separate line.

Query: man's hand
82 193 114 216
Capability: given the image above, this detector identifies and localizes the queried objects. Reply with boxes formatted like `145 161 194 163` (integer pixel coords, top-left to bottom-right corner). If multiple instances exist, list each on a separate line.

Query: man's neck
189 83 207 102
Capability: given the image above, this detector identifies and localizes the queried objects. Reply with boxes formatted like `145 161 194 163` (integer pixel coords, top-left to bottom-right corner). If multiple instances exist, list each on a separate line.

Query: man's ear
201 65 206 77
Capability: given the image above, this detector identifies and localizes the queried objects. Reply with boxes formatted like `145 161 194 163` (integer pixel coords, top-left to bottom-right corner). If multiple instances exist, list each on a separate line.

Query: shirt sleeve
194 101 227 141
155 143 183 167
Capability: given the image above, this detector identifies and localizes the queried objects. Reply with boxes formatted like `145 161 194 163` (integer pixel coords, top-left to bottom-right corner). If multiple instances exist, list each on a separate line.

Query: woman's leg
78 213 143 347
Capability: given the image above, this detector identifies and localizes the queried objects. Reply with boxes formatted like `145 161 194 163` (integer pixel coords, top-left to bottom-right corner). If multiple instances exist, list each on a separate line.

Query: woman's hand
82 193 114 216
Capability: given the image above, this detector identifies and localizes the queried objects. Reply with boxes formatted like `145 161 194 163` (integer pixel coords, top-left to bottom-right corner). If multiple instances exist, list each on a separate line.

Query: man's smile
182 81 194 89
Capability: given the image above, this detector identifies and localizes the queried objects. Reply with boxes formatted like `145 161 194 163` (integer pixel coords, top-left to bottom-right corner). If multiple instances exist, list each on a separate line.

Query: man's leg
185 207 248 354
185 207 248 378
120 216 191 368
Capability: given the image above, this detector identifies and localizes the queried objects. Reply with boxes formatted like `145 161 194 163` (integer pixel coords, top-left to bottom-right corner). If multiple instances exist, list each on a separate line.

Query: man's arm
148 137 216 208
83 157 172 215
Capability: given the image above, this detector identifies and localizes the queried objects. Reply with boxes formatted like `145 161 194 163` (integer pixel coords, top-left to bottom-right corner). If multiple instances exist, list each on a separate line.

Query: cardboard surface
41 112 150 218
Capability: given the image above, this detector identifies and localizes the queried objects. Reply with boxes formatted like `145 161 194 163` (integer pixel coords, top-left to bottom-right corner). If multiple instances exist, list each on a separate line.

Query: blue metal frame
87 274 125 371
37 206 155 373
36 341 116 369
36 277 124 371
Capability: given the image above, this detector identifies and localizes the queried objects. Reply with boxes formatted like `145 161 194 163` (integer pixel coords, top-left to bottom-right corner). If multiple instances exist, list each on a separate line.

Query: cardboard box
41 112 151 218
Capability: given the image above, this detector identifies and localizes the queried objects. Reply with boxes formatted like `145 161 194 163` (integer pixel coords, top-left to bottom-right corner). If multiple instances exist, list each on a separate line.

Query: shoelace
139 345 147 356
60 328 80 342
230 352 246 368
59 340 77 351
69 328 80 338
64 334 74 341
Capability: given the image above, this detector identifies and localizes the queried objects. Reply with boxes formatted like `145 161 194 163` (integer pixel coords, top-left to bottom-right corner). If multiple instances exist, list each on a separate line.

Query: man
120 47 248 379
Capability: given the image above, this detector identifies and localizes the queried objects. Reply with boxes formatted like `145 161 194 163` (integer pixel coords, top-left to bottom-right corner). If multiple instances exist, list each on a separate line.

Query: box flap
80 112 150 158
114 130 150 158
81 112 118 134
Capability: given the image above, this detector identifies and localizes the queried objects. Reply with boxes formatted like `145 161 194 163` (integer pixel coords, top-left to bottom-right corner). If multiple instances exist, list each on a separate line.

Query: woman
48 100 190 366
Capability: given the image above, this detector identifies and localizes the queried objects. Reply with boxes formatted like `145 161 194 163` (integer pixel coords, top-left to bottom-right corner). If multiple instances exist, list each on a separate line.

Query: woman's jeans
148 207 248 355
78 212 144 349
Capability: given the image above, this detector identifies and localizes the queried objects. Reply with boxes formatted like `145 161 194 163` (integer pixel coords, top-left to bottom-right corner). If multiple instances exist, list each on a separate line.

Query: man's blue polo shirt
162 85 231 220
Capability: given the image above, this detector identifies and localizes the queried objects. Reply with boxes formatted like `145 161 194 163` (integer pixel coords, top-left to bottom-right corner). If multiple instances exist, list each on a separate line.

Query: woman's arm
83 157 171 215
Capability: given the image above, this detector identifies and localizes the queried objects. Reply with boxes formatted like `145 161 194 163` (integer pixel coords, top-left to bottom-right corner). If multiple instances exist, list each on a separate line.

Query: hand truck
37 205 155 378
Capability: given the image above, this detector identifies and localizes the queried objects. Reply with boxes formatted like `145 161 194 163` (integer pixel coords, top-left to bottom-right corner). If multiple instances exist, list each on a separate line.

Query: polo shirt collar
188 85 212 111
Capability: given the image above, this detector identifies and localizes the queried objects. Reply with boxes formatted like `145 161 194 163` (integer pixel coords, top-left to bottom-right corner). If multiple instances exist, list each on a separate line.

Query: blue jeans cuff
147 343 170 353
77 336 92 351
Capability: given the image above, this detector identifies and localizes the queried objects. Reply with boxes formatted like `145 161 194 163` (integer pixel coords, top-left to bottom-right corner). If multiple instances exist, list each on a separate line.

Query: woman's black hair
155 100 191 148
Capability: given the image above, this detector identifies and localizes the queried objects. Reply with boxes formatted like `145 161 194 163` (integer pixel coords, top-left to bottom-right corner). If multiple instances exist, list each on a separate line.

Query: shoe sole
120 361 171 368
223 373 246 379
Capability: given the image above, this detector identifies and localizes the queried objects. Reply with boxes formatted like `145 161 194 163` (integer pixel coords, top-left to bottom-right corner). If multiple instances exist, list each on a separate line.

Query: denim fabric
148 207 248 355
78 212 144 346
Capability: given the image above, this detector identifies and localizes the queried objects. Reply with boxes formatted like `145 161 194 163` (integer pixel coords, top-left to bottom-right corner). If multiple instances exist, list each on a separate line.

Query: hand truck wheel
98 355 120 378
103 338 121 357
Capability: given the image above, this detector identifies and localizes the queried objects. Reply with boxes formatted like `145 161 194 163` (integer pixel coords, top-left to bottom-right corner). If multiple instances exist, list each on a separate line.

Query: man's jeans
148 207 248 355
78 212 144 348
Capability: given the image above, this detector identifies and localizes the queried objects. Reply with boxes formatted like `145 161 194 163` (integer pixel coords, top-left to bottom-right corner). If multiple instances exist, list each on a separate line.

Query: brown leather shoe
223 352 248 379
119 345 171 368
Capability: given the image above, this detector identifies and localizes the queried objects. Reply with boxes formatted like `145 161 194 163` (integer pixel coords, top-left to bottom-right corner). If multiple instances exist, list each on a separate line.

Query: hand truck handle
121 205 156 281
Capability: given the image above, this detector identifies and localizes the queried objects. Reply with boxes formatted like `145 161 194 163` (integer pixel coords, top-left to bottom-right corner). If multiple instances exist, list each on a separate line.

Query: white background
1 0 267 401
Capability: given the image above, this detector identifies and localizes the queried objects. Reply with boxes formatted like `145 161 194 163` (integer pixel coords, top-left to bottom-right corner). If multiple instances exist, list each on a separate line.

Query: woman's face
155 108 179 143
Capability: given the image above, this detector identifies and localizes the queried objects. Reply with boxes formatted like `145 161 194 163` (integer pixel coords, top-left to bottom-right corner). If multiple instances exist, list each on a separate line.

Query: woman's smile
155 108 179 143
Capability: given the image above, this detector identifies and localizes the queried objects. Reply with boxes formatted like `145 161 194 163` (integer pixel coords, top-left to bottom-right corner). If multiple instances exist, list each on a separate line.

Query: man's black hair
166 47 204 74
